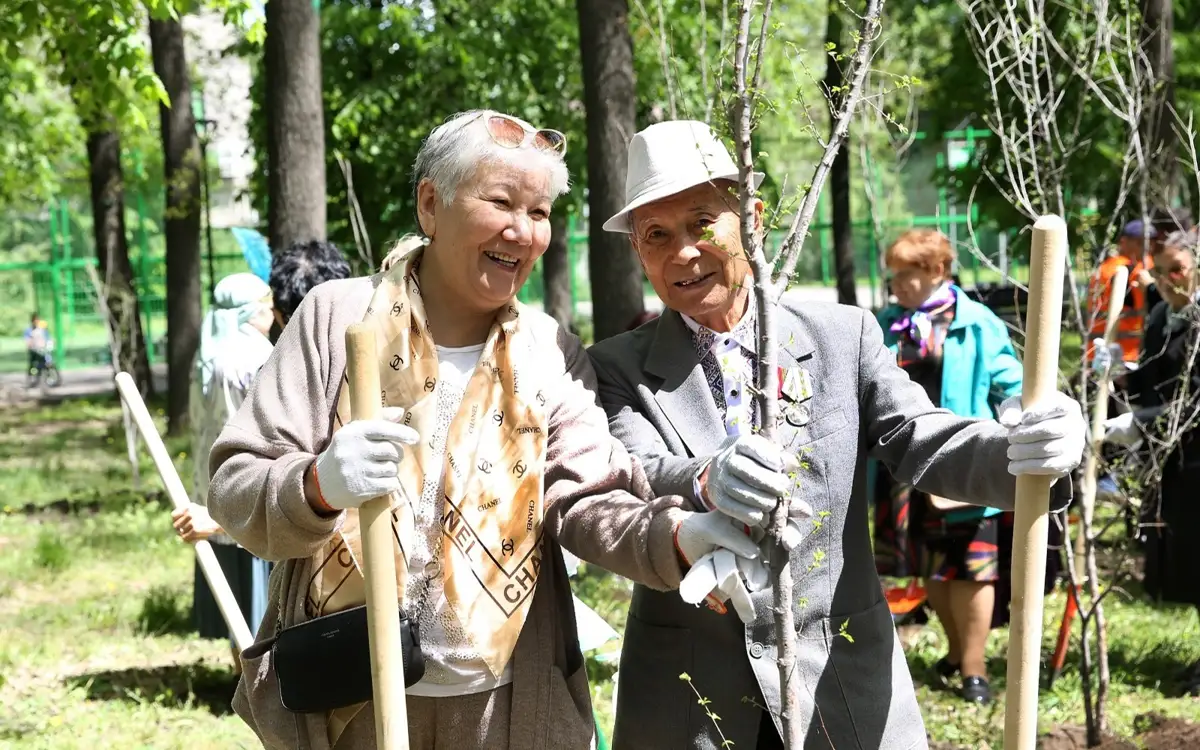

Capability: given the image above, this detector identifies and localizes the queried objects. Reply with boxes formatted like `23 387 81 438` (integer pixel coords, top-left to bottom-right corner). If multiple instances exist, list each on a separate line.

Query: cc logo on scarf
492 410 504 427
512 460 527 479
389 354 403 370
477 459 493 474
423 377 436 392
391 301 404 316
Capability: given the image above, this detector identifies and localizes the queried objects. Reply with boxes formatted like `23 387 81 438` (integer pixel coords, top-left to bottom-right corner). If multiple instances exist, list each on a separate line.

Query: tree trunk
87 129 153 395
265 0 327 253
576 0 645 342
1140 0 1177 206
544 212 574 329
150 17 203 436
824 2 856 306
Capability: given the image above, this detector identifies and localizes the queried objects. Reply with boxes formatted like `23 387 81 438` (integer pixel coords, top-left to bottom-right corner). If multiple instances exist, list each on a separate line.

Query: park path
0 285 877 405
0 364 168 406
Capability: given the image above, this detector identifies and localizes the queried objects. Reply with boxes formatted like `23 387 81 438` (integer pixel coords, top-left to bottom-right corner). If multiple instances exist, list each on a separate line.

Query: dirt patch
1136 713 1200 750
1037 715 1200 750
1038 726 1134 750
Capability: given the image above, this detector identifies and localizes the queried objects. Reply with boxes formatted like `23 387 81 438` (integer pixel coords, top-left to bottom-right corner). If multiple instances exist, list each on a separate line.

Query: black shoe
935 657 961 681
961 676 991 704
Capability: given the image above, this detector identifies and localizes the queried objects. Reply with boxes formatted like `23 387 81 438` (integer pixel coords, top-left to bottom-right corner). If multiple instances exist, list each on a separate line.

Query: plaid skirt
872 473 1002 583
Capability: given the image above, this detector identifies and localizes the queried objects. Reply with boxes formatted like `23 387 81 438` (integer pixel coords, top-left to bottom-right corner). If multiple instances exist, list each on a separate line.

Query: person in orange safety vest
1088 220 1156 368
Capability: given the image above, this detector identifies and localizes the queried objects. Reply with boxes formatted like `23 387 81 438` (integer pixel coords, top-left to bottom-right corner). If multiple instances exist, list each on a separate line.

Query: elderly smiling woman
206 110 707 750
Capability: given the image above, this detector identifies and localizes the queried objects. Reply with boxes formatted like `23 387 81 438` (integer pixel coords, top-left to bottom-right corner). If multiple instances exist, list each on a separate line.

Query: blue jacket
875 286 1023 520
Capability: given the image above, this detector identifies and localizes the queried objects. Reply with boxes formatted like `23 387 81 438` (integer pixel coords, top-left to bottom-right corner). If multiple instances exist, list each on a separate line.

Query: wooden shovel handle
1077 265 1129 577
113 372 255 652
344 323 410 749
1004 215 1068 750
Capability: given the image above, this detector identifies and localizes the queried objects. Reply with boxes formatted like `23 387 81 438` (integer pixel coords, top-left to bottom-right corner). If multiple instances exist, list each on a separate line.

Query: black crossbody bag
263 605 426 713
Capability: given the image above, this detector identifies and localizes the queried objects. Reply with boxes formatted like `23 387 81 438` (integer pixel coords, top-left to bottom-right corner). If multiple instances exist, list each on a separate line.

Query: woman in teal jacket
874 229 1023 705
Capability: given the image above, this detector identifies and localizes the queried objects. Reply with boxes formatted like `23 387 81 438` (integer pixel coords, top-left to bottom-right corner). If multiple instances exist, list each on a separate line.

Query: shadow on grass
65 662 239 716
1107 635 1197 697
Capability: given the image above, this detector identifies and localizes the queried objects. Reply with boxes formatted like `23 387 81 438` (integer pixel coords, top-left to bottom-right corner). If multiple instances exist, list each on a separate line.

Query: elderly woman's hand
310 406 420 512
172 503 223 543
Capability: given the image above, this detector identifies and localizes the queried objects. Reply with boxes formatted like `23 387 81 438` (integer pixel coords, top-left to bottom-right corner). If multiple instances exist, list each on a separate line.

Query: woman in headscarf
206 111 713 750
172 273 276 667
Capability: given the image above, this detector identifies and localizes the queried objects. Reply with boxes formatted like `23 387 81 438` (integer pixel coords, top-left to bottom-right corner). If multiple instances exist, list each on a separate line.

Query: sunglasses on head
478 113 567 156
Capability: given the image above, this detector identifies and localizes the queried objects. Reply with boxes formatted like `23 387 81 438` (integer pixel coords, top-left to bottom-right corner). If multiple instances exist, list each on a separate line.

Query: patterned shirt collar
682 289 758 358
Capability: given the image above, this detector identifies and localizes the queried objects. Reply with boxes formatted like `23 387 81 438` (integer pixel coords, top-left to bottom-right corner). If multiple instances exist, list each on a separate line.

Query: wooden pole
344 323 409 749
1076 264 1129 578
1004 215 1068 749
113 371 255 652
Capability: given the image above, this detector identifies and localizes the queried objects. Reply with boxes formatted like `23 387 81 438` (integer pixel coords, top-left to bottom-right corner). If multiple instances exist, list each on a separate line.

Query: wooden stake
344 324 409 749
1076 264 1129 579
1004 215 1068 750
113 371 255 652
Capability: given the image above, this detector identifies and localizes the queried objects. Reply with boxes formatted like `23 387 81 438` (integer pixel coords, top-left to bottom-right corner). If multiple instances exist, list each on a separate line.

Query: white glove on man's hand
679 549 764 623
1102 412 1142 446
313 406 420 511
674 512 764 622
702 435 798 526
675 511 761 564
998 392 1086 478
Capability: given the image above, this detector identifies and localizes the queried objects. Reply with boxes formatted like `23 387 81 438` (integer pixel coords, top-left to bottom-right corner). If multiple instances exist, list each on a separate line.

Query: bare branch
771 0 884 291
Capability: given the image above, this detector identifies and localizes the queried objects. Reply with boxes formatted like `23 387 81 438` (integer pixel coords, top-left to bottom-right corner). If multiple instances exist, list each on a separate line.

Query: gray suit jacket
588 297 1066 750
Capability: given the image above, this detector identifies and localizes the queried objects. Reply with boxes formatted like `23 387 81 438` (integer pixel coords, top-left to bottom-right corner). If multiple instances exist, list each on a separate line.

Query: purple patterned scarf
890 282 956 357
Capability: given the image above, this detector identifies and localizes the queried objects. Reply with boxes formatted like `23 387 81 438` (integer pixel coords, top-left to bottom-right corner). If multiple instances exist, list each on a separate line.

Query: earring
421 236 431 246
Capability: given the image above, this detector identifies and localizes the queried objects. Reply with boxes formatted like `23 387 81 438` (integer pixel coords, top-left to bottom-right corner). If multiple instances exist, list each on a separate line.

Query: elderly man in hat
586 120 1086 750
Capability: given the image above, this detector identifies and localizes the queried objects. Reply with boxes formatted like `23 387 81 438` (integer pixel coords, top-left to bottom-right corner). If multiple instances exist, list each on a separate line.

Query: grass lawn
1 394 1197 748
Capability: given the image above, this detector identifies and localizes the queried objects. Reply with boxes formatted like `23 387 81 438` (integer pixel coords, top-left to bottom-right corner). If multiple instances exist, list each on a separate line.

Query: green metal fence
1 129 1019 373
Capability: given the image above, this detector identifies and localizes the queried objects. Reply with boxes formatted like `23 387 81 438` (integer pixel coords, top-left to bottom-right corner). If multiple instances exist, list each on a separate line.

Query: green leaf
838 619 854 643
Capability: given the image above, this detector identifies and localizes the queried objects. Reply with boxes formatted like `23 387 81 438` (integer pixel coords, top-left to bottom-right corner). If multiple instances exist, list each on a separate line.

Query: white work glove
1101 412 1142 447
998 392 1086 478
700 435 814 548
312 406 420 510
674 512 764 623
702 435 795 526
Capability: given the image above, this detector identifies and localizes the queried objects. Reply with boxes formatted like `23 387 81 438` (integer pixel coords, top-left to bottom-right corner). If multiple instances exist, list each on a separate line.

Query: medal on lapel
780 367 813 403
784 403 811 428
778 367 813 427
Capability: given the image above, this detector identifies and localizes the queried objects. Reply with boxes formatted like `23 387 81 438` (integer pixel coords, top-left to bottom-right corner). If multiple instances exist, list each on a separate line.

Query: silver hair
412 109 570 207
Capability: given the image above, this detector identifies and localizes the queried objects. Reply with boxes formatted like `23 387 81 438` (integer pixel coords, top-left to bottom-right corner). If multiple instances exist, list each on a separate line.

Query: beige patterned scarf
306 249 548 734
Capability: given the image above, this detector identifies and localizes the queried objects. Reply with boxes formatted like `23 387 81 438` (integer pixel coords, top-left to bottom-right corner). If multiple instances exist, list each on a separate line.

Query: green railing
0 218 1022 374
3 127 1023 372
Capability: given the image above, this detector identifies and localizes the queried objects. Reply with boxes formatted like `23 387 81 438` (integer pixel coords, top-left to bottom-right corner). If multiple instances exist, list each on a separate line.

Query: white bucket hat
602 120 765 234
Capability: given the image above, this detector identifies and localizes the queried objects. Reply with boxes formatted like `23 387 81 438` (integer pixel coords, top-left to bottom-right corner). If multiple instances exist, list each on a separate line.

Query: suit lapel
773 304 815 370
645 310 726 458
645 302 820 456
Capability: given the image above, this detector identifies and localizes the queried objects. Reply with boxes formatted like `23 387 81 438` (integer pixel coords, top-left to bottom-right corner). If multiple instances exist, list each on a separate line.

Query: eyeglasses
479 113 567 156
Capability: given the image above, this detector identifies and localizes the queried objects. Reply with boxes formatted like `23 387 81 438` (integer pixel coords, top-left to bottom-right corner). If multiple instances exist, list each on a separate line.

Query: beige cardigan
208 276 689 749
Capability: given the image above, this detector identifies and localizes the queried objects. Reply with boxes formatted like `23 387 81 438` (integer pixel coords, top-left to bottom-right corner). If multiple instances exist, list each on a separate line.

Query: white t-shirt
405 343 515 697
